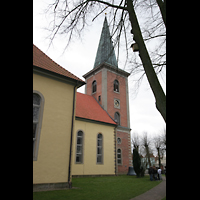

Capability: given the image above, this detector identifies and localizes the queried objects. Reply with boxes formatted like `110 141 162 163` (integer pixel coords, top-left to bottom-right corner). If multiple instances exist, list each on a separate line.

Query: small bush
133 148 145 177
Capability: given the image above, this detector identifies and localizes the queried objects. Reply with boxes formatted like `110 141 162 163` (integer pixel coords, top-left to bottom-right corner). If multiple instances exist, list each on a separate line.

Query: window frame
97 133 103 164
92 80 97 93
117 148 122 165
117 137 122 144
75 130 84 164
114 80 119 92
114 112 120 125
33 90 44 161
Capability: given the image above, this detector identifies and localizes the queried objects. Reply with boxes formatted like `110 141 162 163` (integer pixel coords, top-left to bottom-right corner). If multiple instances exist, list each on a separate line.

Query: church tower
83 16 132 174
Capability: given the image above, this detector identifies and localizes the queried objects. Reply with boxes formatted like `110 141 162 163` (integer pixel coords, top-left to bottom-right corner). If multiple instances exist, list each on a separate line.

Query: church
33 16 132 191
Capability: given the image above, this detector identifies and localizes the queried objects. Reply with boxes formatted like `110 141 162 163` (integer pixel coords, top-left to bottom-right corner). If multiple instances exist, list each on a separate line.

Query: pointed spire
93 16 118 68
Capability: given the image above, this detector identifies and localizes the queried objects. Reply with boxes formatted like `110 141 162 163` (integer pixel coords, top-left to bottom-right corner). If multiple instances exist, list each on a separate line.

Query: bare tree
160 128 166 153
141 132 151 167
131 0 166 78
131 132 140 152
44 0 166 122
153 135 162 168
152 128 166 168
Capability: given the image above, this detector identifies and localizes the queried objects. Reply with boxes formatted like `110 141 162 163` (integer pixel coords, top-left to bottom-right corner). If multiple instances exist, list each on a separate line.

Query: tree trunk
156 0 166 27
145 145 151 167
127 0 166 122
157 147 161 168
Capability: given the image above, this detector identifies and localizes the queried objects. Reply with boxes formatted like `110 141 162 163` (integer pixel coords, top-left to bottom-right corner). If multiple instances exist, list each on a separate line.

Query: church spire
93 16 118 68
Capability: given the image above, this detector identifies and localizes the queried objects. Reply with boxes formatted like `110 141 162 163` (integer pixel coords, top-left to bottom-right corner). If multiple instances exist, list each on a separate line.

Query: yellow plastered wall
33 73 75 184
72 119 115 175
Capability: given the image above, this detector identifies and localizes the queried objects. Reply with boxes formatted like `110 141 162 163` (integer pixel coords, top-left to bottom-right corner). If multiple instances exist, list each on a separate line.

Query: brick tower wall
106 70 128 127
85 71 102 101
116 130 132 174
106 69 132 174
84 67 132 175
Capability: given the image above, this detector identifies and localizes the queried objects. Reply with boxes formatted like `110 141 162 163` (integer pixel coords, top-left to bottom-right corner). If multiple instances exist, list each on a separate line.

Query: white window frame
33 90 44 161
75 130 84 164
97 133 103 164
117 148 122 165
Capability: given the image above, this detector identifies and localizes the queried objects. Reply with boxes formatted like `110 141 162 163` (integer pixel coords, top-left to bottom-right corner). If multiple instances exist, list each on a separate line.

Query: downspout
68 81 78 189
114 127 117 176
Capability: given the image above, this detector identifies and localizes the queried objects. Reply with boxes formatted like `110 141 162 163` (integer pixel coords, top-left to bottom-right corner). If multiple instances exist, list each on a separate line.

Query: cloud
33 0 166 138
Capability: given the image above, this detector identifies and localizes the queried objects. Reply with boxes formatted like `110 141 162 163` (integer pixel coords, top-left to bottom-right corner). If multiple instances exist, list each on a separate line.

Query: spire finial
105 13 107 16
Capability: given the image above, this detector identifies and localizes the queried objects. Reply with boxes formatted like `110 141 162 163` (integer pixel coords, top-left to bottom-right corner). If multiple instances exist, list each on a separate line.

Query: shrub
133 149 145 177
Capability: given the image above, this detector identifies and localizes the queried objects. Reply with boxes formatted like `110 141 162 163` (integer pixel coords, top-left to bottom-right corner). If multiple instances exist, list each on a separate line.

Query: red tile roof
33 44 85 84
76 92 117 125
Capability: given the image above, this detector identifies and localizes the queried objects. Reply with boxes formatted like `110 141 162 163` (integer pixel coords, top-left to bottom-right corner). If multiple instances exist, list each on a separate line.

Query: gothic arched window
92 80 97 93
97 133 103 164
117 148 122 165
33 91 44 161
114 80 119 92
114 112 120 125
76 130 84 163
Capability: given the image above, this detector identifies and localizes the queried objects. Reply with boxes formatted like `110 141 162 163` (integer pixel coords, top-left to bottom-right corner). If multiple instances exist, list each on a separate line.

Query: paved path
130 178 166 200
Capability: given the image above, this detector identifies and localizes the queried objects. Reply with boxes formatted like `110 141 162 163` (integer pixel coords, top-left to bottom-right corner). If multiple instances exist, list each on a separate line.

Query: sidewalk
130 178 166 200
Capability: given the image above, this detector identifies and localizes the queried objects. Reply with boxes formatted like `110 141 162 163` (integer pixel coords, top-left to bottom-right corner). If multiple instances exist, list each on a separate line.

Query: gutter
67 82 77 189
114 127 117 176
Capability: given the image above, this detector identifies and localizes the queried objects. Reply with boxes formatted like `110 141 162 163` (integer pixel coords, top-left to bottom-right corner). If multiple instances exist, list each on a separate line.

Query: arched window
114 80 119 92
97 133 103 164
33 91 44 161
92 80 97 93
117 137 122 144
114 112 120 125
117 149 122 165
76 130 84 163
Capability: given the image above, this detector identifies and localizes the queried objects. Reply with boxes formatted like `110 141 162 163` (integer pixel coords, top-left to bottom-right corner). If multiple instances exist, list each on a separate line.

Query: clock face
114 99 120 107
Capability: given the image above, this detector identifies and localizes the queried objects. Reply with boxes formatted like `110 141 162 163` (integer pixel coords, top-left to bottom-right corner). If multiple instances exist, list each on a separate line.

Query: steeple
93 16 118 68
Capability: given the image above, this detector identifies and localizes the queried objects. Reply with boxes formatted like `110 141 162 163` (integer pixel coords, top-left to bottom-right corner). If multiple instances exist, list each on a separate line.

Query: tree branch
156 0 166 27
88 0 127 10
144 34 166 41
127 0 166 122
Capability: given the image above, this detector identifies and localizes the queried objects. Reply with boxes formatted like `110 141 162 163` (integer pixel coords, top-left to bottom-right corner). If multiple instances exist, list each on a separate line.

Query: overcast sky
33 0 166 139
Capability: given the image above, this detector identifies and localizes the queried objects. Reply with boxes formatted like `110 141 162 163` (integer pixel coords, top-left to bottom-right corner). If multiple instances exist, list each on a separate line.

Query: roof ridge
33 44 77 78
75 92 116 125
92 95 116 124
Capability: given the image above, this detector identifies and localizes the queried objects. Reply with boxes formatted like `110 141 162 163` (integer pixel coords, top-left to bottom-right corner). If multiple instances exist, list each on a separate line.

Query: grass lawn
33 175 161 200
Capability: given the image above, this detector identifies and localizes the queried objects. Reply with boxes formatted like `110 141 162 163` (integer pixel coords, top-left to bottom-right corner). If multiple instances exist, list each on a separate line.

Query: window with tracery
33 91 44 160
97 133 103 164
76 130 84 163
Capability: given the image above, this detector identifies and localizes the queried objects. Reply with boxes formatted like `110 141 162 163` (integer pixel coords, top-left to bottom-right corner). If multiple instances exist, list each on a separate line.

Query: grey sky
33 0 166 139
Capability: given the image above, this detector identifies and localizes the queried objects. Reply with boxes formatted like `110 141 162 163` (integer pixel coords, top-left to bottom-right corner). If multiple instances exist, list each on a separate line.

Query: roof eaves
33 65 85 88
75 116 117 126
83 62 130 79
33 44 86 86
92 95 117 124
